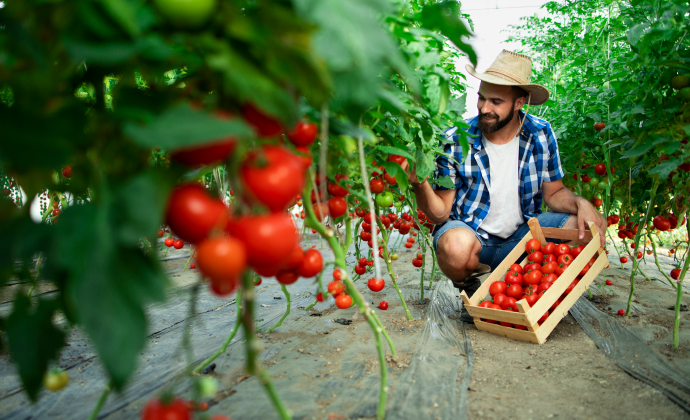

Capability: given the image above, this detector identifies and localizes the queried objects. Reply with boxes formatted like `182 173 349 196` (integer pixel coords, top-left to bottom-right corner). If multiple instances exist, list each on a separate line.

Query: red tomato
171 139 236 167
242 103 283 137
328 281 344 297
360 231 372 241
227 213 297 272
478 301 492 308
506 284 523 299
157 229 165 238
287 121 318 147
554 244 571 257
525 238 541 254
528 251 544 264
538 312 549 324
276 269 299 285
489 281 507 296
594 163 607 176
537 282 553 293
294 146 313 169
173 239 184 249
525 293 539 307
543 253 557 263
359 257 368 266
504 271 523 285
636 251 643 259
493 293 508 308
335 294 353 309
524 270 543 285
370 179 384 194
620 256 628 263
164 238 174 247
605 279 613 286
509 263 524 274
379 301 389 310
282 245 304 270
653 215 671 231
541 261 558 275
404 242 413 249
542 242 556 255
354 264 367 275
327 174 349 197
570 245 585 259
383 172 397 185
142 398 191 420
316 292 324 302
579 264 590 277
412 258 423 268
333 269 342 281
542 273 558 284
387 154 406 166
166 184 229 244
501 297 518 312
671 269 681 280
62 165 73 178
328 197 347 219
367 277 385 292
296 249 323 278
557 254 574 265
196 237 247 285
241 145 305 212
525 263 541 273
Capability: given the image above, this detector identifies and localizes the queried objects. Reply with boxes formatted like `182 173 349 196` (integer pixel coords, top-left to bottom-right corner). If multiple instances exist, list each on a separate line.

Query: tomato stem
266 284 291 333
193 287 243 374
86 382 111 420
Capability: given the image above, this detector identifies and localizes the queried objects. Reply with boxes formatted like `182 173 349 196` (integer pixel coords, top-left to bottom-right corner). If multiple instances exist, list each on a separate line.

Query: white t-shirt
479 135 524 239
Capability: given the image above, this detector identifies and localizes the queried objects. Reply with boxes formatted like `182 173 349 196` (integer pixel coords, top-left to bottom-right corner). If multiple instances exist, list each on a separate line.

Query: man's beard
477 105 514 134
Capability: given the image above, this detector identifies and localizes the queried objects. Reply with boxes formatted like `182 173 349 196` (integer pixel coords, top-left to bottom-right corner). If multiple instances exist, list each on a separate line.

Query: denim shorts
432 212 572 271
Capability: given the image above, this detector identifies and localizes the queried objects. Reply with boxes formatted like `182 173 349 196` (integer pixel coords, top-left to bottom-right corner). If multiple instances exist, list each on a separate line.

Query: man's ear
514 95 526 111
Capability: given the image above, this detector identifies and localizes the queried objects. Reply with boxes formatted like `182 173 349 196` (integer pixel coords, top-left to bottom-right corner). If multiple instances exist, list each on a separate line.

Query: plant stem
374 203 414 321
303 171 392 420
86 383 112 420
267 285 291 333
193 287 243 374
240 272 291 419
626 180 659 316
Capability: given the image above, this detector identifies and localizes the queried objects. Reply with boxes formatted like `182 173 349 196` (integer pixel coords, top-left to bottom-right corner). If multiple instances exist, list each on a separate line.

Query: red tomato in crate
554 244 571 257
525 239 541 254
528 251 544 264
489 281 507 296
506 284 523 299
505 271 523 285
509 263 523 274
542 242 556 255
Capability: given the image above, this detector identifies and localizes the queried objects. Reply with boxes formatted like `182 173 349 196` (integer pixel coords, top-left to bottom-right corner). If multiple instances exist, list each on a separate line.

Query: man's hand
399 159 427 184
576 197 608 248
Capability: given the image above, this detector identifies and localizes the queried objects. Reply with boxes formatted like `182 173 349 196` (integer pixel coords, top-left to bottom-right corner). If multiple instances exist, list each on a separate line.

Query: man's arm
400 160 456 224
542 179 607 247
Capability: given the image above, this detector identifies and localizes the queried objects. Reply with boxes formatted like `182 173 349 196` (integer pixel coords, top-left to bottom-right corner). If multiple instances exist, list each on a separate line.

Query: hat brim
466 64 550 106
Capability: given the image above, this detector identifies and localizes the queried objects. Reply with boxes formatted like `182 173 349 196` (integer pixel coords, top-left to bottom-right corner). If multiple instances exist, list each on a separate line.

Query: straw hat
466 50 549 105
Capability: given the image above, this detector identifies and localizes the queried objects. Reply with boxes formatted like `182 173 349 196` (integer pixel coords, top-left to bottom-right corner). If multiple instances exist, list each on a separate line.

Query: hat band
484 68 529 85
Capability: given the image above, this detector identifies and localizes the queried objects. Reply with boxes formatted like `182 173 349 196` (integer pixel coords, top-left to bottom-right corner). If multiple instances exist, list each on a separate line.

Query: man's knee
562 214 578 230
437 228 481 275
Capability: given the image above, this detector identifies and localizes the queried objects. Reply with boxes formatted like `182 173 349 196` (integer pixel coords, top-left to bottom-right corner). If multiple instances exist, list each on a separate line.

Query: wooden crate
459 218 607 344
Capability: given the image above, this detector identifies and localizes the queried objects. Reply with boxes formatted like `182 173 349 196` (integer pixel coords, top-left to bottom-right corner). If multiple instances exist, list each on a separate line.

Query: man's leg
436 227 483 282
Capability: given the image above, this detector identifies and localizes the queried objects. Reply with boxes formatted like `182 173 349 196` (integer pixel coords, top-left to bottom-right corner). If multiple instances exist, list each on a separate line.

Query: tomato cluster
162 115 324 296
477 239 596 329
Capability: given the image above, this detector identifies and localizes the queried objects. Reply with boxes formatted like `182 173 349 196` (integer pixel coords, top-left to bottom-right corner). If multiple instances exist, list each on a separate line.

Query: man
402 50 607 306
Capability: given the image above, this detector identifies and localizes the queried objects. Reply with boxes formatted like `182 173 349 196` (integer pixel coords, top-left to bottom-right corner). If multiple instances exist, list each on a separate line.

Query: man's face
477 82 518 134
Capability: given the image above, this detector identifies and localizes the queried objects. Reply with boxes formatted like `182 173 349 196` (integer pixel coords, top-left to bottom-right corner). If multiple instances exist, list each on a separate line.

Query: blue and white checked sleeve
543 123 564 183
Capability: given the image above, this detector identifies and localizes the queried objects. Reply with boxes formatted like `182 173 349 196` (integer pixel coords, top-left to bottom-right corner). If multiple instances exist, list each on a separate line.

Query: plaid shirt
433 111 564 239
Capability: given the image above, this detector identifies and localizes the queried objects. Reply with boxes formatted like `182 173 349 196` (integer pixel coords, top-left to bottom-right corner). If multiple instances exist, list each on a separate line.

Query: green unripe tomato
598 181 607 190
375 191 394 207
681 87 690 101
195 377 219 399
391 253 399 261
589 177 600 187
672 75 690 90
154 0 217 28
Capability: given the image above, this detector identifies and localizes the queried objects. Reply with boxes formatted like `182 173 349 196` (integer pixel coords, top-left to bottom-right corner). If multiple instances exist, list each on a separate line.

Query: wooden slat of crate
532 249 609 344
474 319 541 344
541 227 593 242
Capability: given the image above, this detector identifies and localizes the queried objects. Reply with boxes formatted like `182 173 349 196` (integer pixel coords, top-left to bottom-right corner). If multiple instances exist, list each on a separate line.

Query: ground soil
0 231 688 419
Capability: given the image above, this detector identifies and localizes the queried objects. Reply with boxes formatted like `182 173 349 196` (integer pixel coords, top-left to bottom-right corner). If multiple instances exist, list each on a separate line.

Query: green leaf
6 295 65 401
55 204 166 390
123 103 253 149
627 23 649 47
419 2 477 66
433 175 455 189
115 170 175 245
98 0 141 38
374 145 414 161
415 148 434 182
684 124 690 137
649 157 681 179
620 142 655 158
